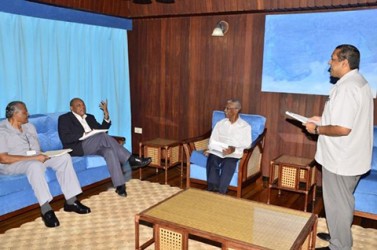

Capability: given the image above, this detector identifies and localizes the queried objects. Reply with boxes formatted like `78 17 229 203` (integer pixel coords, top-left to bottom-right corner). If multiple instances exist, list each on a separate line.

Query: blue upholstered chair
183 111 266 197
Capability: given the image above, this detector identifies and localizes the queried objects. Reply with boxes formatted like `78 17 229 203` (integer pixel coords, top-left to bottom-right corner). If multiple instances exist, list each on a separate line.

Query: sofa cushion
354 170 377 214
28 113 64 151
0 174 30 196
85 155 107 169
371 146 377 171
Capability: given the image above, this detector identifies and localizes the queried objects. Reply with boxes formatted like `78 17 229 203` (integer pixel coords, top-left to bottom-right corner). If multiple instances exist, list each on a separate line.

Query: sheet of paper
208 140 228 158
79 129 108 141
43 149 72 158
285 111 319 125
209 140 228 153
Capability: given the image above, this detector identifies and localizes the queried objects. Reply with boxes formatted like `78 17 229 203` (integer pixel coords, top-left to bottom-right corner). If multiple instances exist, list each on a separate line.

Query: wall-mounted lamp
211 21 229 37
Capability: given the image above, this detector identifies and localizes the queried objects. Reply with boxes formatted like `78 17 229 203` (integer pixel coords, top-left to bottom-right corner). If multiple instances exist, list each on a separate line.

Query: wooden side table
267 154 317 212
139 138 183 184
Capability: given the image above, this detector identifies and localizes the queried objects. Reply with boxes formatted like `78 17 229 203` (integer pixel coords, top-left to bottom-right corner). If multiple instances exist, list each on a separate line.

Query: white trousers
0 154 82 206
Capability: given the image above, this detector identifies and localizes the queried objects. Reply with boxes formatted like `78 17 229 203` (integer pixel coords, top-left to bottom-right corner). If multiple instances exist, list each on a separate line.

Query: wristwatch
314 125 319 135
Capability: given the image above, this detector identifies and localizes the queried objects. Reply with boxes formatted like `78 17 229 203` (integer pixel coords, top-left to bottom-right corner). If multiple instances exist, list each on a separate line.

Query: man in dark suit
58 98 151 197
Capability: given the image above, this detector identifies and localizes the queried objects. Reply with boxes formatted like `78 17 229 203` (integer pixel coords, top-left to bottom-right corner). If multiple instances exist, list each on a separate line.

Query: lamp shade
212 27 224 36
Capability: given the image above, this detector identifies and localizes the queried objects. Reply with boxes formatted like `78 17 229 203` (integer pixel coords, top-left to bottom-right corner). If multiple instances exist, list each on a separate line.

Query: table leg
135 215 140 250
304 193 308 212
164 146 168 184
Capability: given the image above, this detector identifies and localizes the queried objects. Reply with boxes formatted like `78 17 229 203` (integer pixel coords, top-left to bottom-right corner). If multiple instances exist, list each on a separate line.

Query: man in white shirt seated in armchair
205 99 252 194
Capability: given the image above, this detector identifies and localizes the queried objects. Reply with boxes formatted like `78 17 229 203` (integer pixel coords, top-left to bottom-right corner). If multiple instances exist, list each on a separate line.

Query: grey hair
5 101 25 118
227 99 241 110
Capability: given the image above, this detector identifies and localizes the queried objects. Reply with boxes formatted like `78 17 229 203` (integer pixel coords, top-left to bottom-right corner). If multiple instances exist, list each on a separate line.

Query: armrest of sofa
111 136 126 145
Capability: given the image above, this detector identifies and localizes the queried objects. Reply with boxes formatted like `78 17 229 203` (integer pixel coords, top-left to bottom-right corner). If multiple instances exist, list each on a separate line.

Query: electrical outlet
134 127 143 134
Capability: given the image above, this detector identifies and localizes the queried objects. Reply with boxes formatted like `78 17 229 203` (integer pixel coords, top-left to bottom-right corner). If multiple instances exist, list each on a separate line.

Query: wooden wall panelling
128 17 191 147
118 10 377 176
25 1 377 178
31 0 377 18
129 14 277 175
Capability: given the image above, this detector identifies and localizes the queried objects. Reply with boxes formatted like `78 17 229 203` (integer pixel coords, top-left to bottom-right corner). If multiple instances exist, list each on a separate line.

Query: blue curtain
0 12 132 150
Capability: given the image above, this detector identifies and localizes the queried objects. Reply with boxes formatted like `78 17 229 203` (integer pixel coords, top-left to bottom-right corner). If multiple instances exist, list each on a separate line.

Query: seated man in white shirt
206 99 252 194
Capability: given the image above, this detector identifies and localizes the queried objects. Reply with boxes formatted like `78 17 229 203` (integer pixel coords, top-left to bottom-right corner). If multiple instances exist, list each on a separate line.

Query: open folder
42 149 72 158
79 129 108 141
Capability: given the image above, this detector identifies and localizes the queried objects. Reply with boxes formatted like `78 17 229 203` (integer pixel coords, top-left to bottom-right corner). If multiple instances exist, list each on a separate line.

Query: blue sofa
183 111 266 198
0 112 130 219
354 126 377 220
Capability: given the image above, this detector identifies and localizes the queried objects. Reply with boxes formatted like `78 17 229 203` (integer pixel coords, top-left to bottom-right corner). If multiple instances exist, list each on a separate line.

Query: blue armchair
183 111 266 197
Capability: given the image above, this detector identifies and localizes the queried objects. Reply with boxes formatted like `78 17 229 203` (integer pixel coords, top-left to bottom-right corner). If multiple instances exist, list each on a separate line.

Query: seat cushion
84 155 107 169
0 156 97 197
371 146 377 171
190 150 208 167
0 174 30 196
354 170 377 214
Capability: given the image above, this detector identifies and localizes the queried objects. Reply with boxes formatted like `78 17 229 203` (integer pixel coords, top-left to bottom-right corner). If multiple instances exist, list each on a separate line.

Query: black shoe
317 232 331 242
315 247 330 250
64 200 91 214
129 156 152 170
41 210 60 228
115 184 127 197
207 185 218 192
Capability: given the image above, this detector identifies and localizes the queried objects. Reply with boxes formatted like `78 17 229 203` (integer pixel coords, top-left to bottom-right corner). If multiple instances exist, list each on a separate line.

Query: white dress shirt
208 117 252 159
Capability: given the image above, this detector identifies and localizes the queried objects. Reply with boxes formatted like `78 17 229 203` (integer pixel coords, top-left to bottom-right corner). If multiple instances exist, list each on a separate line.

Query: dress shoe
64 200 91 214
41 210 60 228
129 156 152 170
317 232 331 242
315 247 330 250
115 184 127 197
207 185 218 192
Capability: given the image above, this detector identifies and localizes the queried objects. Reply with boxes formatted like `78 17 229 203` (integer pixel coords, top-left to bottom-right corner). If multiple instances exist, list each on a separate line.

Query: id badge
26 150 37 156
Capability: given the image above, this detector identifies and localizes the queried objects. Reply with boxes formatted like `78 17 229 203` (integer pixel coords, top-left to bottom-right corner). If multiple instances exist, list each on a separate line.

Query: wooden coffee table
135 188 317 249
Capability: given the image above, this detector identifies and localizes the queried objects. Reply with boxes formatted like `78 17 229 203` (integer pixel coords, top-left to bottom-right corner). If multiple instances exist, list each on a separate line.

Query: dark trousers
82 133 131 187
206 154 238 194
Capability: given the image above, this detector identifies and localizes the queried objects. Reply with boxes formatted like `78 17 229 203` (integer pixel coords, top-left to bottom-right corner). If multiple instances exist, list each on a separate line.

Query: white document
79 129 108 141
285 111 319 125
42 149 72 158
209 140 228 154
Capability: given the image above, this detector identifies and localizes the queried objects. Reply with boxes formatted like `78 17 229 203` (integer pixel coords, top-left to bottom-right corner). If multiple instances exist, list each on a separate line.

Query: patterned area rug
1 179 376 249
